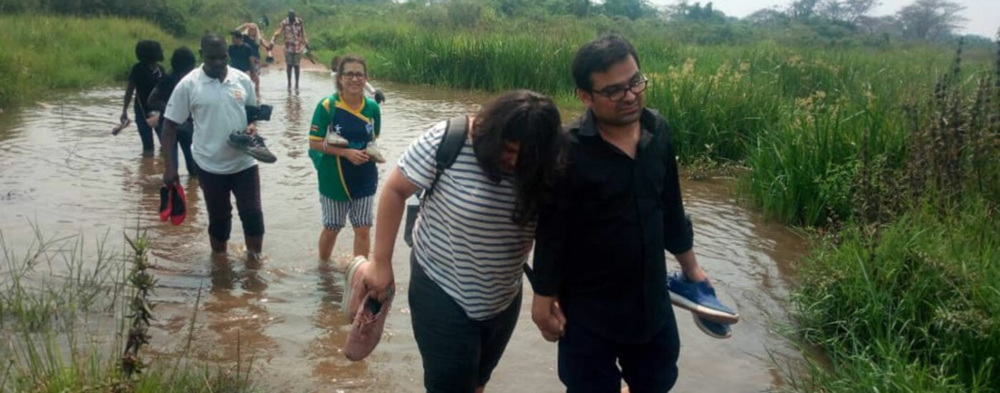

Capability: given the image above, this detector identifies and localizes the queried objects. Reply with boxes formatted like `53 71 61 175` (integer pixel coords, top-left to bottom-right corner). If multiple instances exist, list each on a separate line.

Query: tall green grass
0 15 179 108
311 16 959 205
784 40 1000 392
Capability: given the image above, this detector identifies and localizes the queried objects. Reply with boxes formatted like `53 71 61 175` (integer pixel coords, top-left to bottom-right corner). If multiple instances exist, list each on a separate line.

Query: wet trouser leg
176 128 199 175
198 168 234 248
231 166 264 253
134 105 155 153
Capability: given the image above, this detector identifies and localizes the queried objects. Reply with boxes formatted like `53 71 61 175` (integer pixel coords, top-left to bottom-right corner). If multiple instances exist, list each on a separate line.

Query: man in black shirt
531 35 713 392
228 31 254 74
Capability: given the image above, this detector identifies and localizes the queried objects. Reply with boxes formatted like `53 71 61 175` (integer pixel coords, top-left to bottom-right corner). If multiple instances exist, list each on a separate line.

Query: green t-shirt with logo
308 94 381 201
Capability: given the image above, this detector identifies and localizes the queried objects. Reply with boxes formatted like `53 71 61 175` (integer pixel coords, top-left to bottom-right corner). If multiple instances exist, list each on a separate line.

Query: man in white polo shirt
161 33 265 256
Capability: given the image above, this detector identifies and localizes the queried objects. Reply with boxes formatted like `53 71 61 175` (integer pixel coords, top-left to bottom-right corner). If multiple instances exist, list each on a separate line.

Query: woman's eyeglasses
341 71 366 80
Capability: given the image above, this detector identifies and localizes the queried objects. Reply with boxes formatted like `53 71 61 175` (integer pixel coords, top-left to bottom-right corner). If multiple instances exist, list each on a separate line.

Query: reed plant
740 49 955 226
310 15 963 177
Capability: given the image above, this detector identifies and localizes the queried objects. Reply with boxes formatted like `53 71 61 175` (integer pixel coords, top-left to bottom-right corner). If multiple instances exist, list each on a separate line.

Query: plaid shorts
285 50 301 66
321 194 374 230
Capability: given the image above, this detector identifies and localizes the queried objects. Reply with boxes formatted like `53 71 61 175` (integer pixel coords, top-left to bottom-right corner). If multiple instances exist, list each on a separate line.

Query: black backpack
403 116 469 247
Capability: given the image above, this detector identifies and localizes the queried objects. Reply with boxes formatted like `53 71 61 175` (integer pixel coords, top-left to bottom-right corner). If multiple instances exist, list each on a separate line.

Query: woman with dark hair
148 47 199 177
119 40 165 155
354 90 566 391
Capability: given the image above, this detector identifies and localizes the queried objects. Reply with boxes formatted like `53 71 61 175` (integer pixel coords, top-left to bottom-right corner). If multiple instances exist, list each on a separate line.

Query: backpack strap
424 115 468 198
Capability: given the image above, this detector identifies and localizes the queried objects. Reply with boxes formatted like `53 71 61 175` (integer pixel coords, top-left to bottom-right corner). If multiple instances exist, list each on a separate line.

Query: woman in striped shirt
366 90 566 392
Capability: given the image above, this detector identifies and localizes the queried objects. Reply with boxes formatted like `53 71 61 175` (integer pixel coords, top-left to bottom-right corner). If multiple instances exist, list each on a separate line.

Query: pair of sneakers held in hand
228 130 278 163
324 132 385 164
667 272 740 339
228 104 279 164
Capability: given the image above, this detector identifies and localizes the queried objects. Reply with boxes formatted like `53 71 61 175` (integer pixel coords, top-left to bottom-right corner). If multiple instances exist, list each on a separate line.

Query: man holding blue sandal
530 35 739 392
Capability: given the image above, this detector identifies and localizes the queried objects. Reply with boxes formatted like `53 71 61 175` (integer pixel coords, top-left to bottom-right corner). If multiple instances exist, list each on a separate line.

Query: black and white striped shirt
398 121 534 320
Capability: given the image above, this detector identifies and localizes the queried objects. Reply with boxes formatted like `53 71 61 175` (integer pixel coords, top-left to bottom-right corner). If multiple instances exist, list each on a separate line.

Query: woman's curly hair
472 90 568 226
135 40 164 63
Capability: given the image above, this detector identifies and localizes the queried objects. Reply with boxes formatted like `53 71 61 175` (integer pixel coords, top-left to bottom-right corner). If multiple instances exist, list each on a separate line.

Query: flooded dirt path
0 66 808 392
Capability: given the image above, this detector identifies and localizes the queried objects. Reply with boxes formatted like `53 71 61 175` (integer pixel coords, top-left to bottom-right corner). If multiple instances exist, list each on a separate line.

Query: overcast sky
647 0 999 37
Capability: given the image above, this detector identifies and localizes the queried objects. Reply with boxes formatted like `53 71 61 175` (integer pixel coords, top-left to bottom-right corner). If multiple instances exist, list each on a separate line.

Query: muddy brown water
0 67 809 392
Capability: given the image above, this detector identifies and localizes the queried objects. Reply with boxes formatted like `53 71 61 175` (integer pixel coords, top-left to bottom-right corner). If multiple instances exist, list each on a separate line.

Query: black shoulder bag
403 116 469 247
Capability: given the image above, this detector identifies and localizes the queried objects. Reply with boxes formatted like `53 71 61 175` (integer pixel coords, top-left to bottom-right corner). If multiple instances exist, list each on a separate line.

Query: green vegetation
789 203 1000 392
784 43 1000 391
0 229 256 393
0 15 179 108
311 9 980 228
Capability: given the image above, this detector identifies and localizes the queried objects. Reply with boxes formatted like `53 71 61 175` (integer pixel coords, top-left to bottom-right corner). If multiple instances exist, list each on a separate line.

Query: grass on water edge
784 200 1000 393
0 15 180 110
0 226 256 393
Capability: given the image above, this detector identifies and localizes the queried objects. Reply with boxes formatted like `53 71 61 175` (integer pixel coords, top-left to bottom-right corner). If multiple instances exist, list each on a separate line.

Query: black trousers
409 255 521 393
558 312 680 393
198 166 264 241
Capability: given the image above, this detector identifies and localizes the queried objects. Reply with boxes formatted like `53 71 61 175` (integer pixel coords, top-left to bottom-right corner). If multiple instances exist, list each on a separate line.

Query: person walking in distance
120 40 165 155
228 31 255 75
269 9 308 90
147 47 200 178
234 22 266 97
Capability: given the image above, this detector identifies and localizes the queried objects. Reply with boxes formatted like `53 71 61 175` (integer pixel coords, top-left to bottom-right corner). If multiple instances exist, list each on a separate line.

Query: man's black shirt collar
575 108 660 151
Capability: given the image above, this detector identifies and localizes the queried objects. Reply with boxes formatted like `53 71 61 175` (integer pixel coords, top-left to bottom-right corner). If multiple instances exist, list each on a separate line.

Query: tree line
0 0 986 45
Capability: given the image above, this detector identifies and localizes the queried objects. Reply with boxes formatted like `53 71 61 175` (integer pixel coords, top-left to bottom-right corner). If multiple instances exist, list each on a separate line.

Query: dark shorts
198 166 264 241
557 314 680 393
409 255 521 393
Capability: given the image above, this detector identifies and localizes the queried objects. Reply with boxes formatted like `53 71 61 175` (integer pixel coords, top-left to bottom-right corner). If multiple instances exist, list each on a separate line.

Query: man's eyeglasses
341 71 366 80
592 76 648 102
